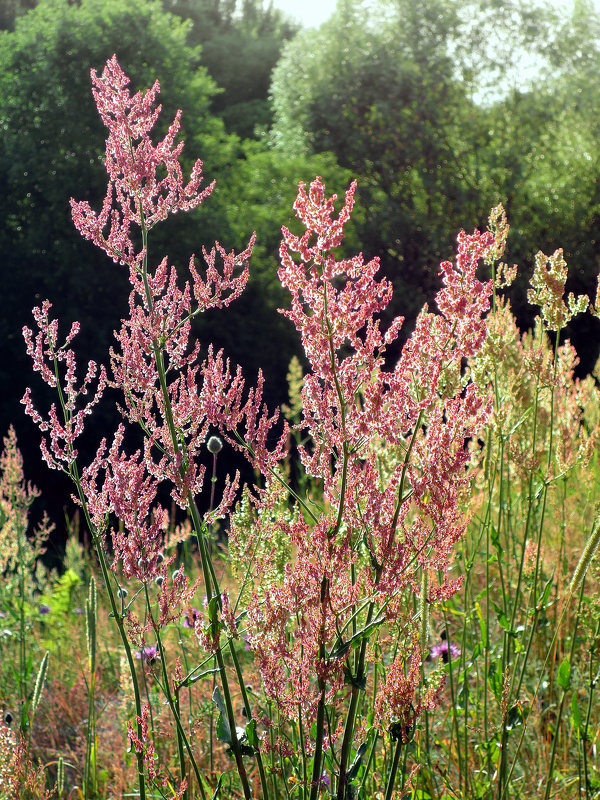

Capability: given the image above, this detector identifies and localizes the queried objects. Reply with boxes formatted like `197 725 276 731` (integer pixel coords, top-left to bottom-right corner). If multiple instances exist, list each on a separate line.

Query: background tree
163 0 299 137
0 0 348 548
270 0 600 367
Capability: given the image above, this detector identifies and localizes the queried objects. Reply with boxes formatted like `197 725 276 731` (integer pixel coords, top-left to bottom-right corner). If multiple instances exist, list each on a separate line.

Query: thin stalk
137 210 252 798
146 586 207 800
542 581 585 800
308 682 327 800
336 617 373 800
230 638 271 800
383 738 403 800
75 482 148 800
298 708 308 800
581 620 600 800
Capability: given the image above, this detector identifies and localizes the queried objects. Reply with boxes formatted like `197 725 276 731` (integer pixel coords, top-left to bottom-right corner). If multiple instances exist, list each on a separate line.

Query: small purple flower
38 604 51 615
428 640 460 664
183 608 200 629
0 612 6 619
73 608 84 615
319 773 331 788
135 645 159 664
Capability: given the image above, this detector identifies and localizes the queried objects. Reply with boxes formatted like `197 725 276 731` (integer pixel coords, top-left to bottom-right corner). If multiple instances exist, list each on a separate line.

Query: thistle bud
207 436 223 455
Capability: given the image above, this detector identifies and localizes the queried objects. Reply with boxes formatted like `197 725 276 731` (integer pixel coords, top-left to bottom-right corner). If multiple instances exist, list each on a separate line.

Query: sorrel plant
17 56 600 800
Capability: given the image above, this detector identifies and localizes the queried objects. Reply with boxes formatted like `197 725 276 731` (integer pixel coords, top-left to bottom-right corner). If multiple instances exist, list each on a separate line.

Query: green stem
383 737 403 800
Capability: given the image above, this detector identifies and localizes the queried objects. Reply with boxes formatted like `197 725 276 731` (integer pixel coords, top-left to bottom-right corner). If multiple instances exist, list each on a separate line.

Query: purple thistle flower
428 640 460 664
38 604 51 615
135 645 159 664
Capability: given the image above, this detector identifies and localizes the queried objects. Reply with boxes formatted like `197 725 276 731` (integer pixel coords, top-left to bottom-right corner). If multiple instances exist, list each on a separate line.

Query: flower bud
207 436 223 455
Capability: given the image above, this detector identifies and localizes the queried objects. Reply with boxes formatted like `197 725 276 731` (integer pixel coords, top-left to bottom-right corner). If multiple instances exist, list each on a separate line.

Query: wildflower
375 634 445 740
242 178 493 729
73 607 84 614
527 248 588 331
38 604 50 615
182 607 200 628
135 645 159 664
428 640 460 664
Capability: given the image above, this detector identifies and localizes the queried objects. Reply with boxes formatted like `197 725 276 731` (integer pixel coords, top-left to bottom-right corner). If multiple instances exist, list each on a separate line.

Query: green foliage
164 0 299 137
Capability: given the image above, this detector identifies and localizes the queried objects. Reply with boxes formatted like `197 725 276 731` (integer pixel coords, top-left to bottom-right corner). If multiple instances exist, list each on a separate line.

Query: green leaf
490 525 502 553
557 657 571 691
328 614 385 659
180 667 219 687
211 774 224 800
245 718 258 750
215 712 232 745
212 686 232 744
344 666 366 690
536 574 554 611
505 704 523 730
346 742 368 782
493 603 514 636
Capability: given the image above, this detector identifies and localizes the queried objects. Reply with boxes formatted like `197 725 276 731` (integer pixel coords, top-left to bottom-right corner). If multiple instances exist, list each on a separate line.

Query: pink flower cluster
22 301 106 471
23 54 497 761
70 55 213 265
221 177 496 728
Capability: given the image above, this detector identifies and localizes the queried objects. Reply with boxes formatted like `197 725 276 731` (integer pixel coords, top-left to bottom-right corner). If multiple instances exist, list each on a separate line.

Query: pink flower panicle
70 55 214 265
201 347 289 474
22 301 107 471
375 634 446 741
278 178 404 478
128 704 189 796
71 56 254 519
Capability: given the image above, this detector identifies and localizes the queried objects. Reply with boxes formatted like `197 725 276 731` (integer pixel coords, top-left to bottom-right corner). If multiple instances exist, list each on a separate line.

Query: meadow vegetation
1 55 600 800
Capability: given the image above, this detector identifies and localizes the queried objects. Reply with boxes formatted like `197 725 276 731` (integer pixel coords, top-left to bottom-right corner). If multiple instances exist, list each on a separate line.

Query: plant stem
384 737 403 800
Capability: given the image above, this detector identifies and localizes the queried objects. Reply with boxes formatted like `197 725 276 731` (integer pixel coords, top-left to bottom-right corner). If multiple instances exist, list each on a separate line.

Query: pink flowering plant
23 56 499 799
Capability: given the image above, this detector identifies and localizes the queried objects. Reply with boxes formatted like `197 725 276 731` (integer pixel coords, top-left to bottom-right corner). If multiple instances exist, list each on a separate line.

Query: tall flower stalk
212 177 496 796
23 55 255 800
